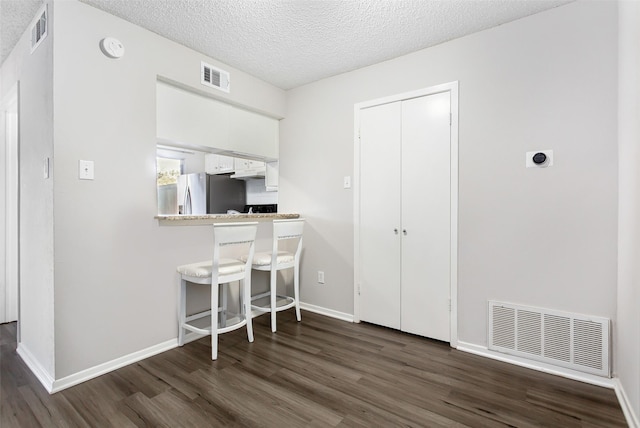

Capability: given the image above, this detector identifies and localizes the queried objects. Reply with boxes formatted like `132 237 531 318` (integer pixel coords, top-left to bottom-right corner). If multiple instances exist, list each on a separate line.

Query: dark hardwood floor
1 311 627 427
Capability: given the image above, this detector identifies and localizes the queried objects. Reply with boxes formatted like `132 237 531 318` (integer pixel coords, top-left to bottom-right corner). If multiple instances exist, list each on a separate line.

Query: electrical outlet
317 270 325 284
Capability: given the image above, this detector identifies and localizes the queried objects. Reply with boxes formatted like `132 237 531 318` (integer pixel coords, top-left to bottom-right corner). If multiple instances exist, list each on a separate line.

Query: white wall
52 0 285 378
181 151 206 175
246 179 278 205
617 0 640 424
0 95 5 323
0 2 56 378
281 1 618 345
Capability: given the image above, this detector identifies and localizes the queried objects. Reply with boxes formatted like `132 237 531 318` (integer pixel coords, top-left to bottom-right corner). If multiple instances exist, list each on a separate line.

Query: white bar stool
245 218 304 333
177 222 258 360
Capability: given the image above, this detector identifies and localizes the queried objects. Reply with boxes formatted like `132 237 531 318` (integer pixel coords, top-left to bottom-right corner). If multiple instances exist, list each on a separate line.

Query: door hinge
449 113 452 125
357 283 361 295
448 298 451 311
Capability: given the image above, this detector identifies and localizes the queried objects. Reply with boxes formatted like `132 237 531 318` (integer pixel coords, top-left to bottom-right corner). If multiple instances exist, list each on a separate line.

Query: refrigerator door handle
184 185 192 214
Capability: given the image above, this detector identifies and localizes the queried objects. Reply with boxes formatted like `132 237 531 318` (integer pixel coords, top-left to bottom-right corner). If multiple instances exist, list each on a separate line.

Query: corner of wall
616 0 640 424
2 0 57 383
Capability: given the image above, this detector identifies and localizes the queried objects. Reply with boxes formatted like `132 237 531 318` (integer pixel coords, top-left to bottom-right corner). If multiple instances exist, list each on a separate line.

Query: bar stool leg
270 269 277 333
294 263 301 322
243 278 254 342
178 278 186 346
220 283 228 329
211 282 219 360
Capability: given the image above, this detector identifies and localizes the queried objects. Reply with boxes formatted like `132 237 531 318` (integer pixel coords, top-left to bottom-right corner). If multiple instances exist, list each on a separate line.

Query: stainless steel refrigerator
174 173 246 215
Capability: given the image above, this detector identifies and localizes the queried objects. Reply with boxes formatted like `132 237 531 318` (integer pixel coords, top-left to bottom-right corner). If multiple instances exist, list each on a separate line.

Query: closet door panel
359 102 402 329
400 92 451 341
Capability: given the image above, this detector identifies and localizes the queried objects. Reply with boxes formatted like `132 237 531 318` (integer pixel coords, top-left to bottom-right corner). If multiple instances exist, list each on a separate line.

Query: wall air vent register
201 61 230 93
488 301 610 377
30 5 48 53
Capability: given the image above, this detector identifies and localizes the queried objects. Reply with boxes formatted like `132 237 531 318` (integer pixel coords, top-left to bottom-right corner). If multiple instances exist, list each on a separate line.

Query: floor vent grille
488 301 610 377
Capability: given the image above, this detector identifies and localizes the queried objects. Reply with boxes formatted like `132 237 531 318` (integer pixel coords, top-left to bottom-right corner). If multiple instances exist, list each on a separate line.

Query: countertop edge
155 213 300 225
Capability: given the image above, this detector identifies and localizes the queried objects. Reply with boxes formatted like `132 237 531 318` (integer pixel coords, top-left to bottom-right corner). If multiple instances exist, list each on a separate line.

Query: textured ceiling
2 0 572 90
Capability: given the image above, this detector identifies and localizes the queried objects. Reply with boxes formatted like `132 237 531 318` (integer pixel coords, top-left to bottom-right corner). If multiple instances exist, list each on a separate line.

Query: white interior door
400 92 451 341
359 102 402 329
1 86 19 324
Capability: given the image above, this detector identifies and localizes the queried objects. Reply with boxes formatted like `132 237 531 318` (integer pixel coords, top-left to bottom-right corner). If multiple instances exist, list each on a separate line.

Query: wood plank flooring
1 311 627 427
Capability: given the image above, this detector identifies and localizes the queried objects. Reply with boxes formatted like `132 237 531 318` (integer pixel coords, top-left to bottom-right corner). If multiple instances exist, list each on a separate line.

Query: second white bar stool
246 218 304 332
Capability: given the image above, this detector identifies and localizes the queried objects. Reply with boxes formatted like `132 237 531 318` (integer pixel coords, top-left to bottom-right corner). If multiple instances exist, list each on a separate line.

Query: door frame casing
1 82 20 326
353 81 459 347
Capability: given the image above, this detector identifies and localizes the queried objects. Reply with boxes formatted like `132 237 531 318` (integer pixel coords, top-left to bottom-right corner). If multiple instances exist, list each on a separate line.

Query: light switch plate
343 176 351 189
43 157 49 179
79 160 94 180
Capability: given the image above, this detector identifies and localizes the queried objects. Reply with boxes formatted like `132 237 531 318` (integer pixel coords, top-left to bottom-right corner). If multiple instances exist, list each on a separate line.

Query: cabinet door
228 106 279 159
265 161 278 190
205 154 235 174
400 92 451 341
234 158 265 171
359 102 402 330
156 81 229 149
247 160 266 170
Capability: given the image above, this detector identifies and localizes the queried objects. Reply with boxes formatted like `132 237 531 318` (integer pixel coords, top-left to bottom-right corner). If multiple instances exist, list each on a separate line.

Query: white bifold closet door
359 101 402 330
400 92 451 341
359 91 451 342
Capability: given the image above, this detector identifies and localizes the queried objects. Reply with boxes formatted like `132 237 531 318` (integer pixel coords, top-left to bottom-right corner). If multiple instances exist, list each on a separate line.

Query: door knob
403 229 407 235
394 228 398 234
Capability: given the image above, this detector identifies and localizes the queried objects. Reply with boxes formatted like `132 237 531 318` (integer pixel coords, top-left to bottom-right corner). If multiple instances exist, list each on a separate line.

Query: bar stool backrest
212 222 258 284
271 219 304 269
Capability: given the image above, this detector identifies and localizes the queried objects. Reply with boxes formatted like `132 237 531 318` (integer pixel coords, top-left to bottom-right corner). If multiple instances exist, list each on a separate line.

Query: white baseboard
182 331 208 345
614 378 640 428
16 343 55 393
46 304 351 393
300 302 354 323
456 341 615 389
50 338 179 393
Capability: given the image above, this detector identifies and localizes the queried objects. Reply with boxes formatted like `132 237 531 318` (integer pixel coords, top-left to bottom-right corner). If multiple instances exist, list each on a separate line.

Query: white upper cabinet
156 81 279 160
156 81 229 149
233 158 265 171
228 106 279 160
265 161 278 191
205 153 235 174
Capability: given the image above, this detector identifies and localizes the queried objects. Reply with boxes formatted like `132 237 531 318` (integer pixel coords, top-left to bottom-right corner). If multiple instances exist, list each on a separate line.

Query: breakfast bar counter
155 213 300 225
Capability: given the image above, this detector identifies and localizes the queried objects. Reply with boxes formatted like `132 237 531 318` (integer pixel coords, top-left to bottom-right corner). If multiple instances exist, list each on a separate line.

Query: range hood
230 167 266 179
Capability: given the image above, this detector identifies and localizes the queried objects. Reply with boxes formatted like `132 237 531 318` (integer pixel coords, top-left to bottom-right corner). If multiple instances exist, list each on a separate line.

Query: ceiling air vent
201 61 230 93
30 5 48 53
